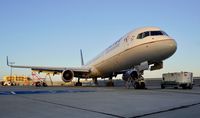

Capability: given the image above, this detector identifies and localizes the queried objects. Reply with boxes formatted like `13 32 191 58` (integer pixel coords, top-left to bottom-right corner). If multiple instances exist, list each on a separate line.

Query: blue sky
0 0 200 79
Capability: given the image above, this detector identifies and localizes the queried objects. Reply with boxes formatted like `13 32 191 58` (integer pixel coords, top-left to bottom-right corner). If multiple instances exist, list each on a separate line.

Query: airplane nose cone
168 39 177 56
153 38 177 61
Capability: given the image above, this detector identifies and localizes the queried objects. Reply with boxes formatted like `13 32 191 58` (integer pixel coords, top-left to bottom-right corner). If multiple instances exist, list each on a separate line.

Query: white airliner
7 27 177 88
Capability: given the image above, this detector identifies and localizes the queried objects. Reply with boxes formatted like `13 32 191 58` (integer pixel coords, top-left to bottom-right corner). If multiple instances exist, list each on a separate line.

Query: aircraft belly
95 40 174 77
94 55 120 77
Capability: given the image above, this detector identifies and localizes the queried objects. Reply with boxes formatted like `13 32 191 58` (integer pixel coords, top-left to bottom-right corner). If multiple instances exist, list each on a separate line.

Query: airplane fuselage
86 27 177 78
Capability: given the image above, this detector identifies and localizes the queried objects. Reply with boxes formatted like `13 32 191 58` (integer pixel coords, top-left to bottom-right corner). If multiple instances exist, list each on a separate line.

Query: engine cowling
122 70 138 81
62 70 74 82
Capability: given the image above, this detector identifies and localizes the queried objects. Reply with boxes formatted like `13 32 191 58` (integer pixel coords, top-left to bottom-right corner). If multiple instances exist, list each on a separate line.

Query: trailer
161 72 193 89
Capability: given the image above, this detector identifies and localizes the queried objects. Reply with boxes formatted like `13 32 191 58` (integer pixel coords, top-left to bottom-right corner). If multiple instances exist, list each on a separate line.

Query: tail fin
80 49 84 66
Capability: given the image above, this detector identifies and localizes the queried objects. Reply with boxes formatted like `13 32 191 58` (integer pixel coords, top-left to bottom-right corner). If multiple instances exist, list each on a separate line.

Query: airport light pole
9 62 15 77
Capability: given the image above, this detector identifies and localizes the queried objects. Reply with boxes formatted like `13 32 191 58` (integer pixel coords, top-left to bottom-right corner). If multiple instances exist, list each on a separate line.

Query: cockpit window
137 33 143 39
161 31 168 36
150 31 163 36
143 31 150 38
137 30 168 39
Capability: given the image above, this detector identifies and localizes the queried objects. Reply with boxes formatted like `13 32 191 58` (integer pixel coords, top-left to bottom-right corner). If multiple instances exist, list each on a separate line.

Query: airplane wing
7 57 90 77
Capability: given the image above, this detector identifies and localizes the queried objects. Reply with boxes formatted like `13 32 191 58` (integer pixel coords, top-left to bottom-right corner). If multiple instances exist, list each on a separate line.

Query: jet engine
122 70 138 81
62 70 74 82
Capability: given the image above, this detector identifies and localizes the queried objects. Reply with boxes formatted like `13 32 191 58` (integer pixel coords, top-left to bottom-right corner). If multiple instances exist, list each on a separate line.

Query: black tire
0 81 4 86
106 81 114 87
134 82 140 89
188 84 193 89
75 82 82 86
182 84 187 89
161 84 165 89
140 82 146 89
43 82 48 87
182 86 187 89
35 82 41 87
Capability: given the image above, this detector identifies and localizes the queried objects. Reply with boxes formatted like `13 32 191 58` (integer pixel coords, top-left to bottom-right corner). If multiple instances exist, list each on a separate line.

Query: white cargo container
161 72 193 89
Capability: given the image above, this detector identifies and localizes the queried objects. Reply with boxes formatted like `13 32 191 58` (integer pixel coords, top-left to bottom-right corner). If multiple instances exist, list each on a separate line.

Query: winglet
80 49 84 66
6 56 10 66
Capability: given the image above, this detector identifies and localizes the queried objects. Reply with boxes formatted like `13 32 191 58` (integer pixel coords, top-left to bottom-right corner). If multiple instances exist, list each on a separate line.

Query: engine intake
62 70 74 82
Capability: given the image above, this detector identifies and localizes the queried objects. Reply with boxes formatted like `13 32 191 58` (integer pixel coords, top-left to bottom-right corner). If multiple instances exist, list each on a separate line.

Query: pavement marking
153 89 200 96
10 91 16 95
17 95 125 118
140 88 200 96
0 89 96 95
130 102 200 118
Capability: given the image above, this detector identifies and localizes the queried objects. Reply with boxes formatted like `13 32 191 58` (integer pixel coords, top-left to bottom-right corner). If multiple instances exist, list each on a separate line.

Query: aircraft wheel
106 81 114 87
140 82 146 89
188 84 193 89
174 87 178 89
134 82 140 89
75 82 82 86
161 84 165 89
182 84 187 89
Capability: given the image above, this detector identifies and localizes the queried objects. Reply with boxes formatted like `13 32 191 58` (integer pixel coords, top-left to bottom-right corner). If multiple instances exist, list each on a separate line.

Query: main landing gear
106 77 114 87
133 76 146 89
125 71 146 89
75 78 82 86
93 78 99 86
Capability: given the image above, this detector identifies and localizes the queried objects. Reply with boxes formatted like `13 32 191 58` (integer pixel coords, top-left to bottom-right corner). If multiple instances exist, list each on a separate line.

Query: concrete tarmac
0 85 200 118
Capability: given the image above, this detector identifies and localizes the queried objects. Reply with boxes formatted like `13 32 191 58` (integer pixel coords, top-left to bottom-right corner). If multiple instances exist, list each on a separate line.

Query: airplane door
124 36 132 48
114 54 121 71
